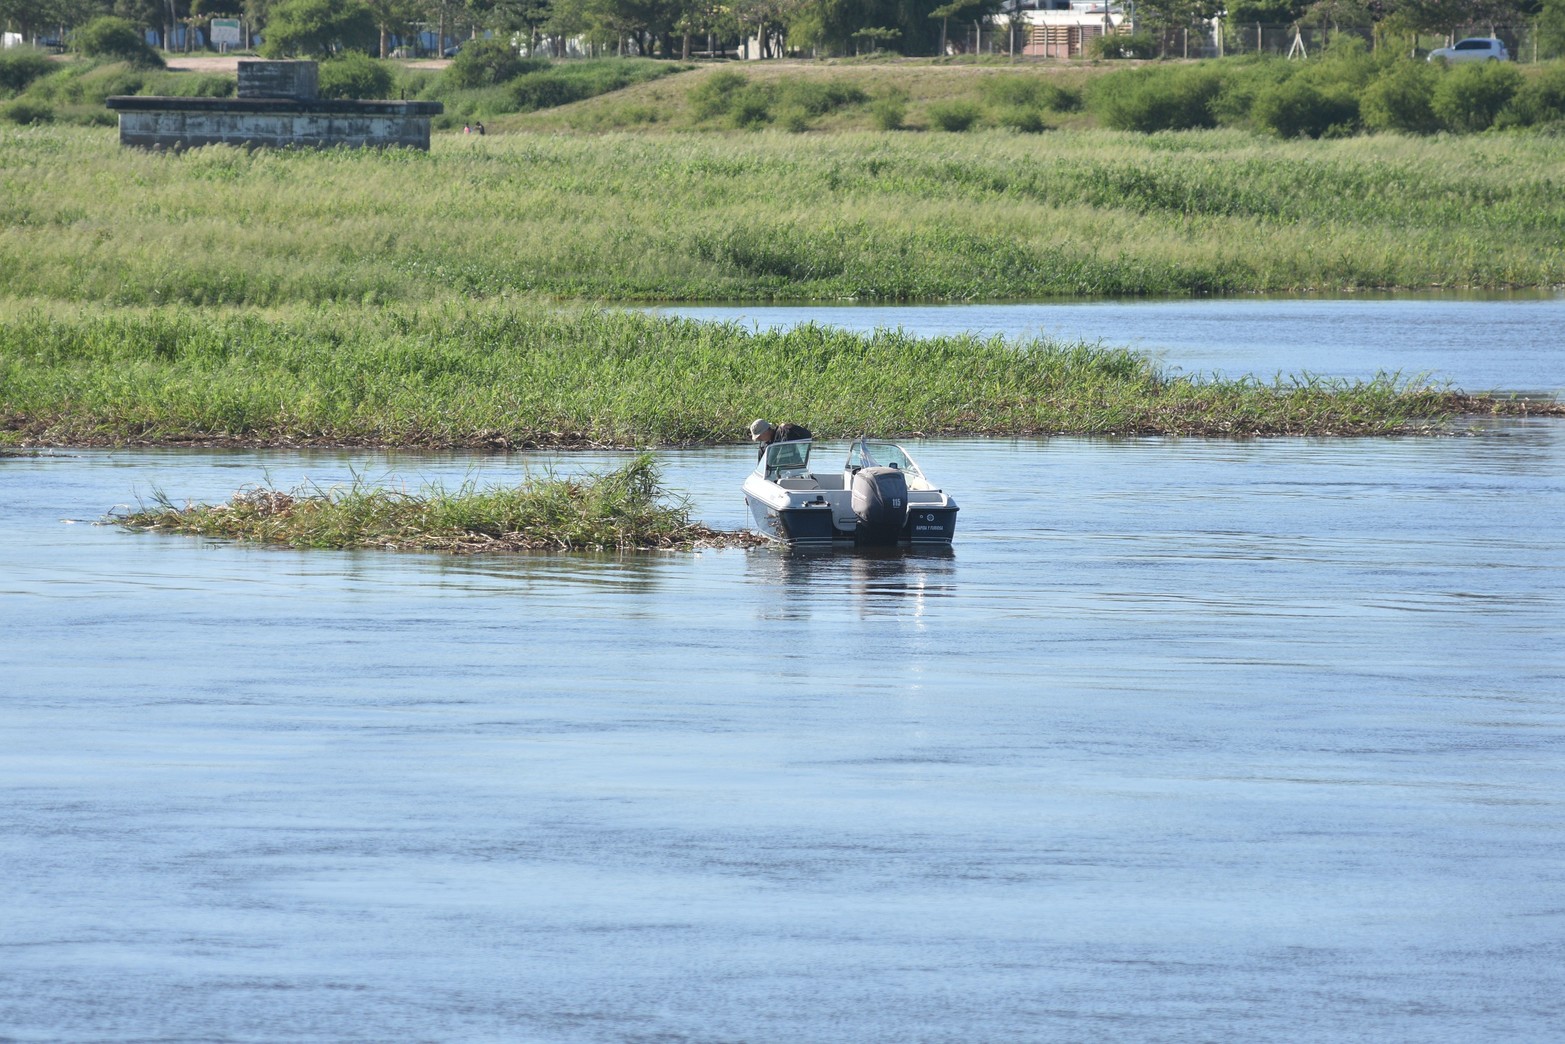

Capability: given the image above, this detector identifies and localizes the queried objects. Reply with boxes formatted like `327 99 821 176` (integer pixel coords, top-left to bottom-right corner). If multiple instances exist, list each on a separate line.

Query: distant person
750 419 812 459
463 123 471 134
475 121 485 136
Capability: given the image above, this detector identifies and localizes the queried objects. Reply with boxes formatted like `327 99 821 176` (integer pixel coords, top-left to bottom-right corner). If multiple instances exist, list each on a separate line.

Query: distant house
1003 0 1128 57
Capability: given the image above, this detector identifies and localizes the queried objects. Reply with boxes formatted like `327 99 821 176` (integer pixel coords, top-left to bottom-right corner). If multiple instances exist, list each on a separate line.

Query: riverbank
2 304 1557 450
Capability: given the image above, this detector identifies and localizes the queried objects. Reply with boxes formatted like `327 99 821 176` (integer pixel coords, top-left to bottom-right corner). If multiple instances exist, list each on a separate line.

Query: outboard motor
851 466 909 544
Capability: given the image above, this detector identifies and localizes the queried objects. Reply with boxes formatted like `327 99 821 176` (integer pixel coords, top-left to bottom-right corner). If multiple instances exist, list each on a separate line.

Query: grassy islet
115 453 758 552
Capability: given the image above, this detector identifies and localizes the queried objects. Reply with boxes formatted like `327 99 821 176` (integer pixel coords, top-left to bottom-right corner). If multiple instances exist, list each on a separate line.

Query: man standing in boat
749 419 812 458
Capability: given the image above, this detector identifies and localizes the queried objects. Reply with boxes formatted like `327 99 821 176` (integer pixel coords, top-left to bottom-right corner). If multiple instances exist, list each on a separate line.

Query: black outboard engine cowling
851 466 909 544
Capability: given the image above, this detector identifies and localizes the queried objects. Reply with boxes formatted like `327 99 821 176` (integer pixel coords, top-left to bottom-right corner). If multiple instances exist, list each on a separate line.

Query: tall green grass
3 127 1562 303
2 303 1547 447
116 454 755 551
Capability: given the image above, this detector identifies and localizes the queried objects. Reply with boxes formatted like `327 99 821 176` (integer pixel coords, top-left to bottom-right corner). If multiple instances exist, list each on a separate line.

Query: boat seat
777 476 819 491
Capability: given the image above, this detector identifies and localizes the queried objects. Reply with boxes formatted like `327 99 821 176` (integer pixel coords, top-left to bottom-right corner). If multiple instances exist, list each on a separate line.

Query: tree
363 0 420 56
1539 0 1565 56
74 13 167 63
259 0 376 56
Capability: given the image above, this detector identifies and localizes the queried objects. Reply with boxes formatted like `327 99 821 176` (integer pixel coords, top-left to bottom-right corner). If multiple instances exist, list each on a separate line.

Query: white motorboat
742 437 959 546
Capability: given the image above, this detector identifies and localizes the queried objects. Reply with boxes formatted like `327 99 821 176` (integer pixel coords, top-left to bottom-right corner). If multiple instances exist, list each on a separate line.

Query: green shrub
927 99 981 131
153 73 237 98
318 51 393 99
73 16 165 68
688 69 749 120
1089 31 1156 59
871 90 906 130
445 38 541 89
1360 61 1439 134
510 59 673 112
779 105 812 132
1208 56 1291 126
775 78 866 116
0 98 54 124
994 106 1047 132
1089 65 1221 132
728 86 773 128
1498 64 1565 127
1252 78 1358 138
0 47 55 95
979 74 1080 113
1433 61 1524 132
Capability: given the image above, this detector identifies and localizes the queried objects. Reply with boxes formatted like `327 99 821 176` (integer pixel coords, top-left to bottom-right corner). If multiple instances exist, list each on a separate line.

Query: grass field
3 123 1563 305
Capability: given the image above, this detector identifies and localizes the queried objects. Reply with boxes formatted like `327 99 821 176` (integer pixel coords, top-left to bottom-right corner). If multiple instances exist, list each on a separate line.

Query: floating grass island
116 455 763 552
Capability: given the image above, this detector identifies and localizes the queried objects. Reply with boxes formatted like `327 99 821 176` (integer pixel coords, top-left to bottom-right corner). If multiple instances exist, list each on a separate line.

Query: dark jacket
758 423 812 459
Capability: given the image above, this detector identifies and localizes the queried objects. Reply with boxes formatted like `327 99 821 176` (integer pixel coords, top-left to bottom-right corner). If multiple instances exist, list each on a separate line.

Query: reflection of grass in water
3 303 1556 447
116 454 762 552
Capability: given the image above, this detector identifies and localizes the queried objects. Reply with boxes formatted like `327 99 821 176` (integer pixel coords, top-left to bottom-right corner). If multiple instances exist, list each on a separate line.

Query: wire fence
951 22 1554 63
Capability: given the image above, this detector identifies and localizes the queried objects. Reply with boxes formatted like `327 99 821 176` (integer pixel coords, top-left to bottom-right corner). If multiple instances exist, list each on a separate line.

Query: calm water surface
3 422 1563 1041
663 296 1565 397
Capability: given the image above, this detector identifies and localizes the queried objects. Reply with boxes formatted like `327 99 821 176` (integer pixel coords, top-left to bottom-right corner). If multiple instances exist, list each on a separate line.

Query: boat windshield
761 438 812 478
846 439 924 480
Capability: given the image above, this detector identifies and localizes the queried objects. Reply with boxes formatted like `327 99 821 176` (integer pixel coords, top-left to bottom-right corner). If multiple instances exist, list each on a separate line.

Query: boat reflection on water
748 543 957 621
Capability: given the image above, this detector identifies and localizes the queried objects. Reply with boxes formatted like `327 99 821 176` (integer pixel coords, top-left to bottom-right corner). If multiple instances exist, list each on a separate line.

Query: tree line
6 0 1565 61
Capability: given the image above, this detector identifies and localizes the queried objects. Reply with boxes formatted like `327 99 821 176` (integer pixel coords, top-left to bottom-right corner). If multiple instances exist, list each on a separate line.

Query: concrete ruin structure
106 60 442 150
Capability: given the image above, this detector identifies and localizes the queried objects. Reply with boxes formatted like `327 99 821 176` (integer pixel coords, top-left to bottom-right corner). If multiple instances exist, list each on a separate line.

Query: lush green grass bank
4 126 1563 303
2 305 1549 448
115 454 756 551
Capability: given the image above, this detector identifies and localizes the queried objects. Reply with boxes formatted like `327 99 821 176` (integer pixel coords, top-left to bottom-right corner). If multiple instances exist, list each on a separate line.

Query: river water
3 300 1564 1042
664 294 1565 397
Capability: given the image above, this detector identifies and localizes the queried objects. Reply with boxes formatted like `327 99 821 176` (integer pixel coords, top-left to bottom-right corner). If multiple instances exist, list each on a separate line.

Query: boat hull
743 488 957 547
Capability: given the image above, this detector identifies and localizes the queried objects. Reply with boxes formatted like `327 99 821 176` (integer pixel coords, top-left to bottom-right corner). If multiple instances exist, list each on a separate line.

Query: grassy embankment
116 453 761 551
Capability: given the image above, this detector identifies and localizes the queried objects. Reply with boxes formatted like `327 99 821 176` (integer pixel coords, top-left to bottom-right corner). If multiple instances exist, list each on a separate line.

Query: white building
1003 1 1129 57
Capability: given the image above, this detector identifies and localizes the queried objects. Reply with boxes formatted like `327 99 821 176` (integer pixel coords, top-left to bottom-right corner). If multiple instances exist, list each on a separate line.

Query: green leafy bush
994 106 1047 132
727 87 772 128
511 59 674 112
1253 78 1358 138
927 99 981 131
1360 60 1439 134
871 90 907 130
1498 64 1565 127
1089 65 1221 132
445 38 541 89
1433 61 1524 132
1089 31 1156 60
978 75 1080 112
318 52 394 99
0 48 55 95
689 69 748 120
73 17 165 68
1 98 54 124
687 71 863 129
775 79 866 116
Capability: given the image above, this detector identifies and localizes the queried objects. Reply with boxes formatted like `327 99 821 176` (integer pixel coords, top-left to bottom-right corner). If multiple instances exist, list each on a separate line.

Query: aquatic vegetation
115 454 760 551
3 303 1553 448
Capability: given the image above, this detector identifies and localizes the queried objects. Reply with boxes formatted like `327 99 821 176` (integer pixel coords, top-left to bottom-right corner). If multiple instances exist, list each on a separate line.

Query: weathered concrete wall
106 60 442 151
237 59 318 100
107 97 442 151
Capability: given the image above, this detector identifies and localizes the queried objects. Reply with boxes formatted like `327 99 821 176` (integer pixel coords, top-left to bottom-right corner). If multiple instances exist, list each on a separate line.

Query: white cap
748 419 773 441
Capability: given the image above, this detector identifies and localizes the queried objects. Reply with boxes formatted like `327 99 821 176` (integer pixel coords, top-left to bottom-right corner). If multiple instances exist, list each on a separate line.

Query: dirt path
165 55 451 73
